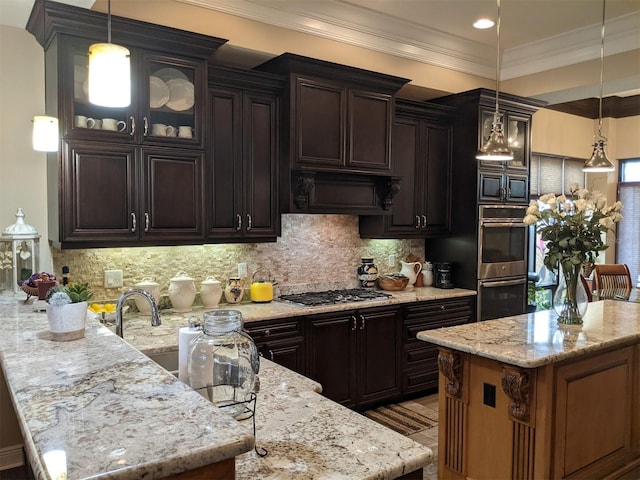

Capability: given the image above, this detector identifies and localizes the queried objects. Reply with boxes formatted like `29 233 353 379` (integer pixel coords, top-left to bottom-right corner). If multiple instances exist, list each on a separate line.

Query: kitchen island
0 292 436 479
417 300 640 480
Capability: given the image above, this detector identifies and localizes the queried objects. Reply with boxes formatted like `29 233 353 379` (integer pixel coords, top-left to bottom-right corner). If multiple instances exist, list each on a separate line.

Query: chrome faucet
115 288 161 338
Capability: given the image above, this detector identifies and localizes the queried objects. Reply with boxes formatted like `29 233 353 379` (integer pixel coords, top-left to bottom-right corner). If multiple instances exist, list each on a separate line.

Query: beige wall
0 26 53 274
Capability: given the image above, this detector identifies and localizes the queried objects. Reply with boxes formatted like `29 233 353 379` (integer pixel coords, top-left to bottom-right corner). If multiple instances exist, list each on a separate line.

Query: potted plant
45 283 93 341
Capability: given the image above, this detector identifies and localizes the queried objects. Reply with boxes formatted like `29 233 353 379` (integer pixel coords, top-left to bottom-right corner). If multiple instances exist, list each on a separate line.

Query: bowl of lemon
88 303 117 323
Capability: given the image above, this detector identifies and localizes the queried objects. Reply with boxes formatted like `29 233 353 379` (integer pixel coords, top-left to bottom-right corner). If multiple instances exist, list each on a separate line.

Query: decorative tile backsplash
52 214 425 302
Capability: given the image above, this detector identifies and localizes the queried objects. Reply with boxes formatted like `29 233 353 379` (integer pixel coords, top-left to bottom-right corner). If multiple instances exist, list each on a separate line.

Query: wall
0 26 53 276
52 214 424 302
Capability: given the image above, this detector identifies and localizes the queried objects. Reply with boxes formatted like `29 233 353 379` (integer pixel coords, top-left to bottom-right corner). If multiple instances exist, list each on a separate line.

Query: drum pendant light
476 0 513 161
88 0 130 107
583 0 615 172
32 116 59 152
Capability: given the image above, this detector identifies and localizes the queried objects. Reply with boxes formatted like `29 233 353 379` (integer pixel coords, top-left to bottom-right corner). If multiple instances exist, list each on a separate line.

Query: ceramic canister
134 277 161 316
168 271 196 312
200 276 223 309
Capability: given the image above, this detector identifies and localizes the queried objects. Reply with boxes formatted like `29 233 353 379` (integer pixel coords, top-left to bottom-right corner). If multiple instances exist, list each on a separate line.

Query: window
617 158 640 285
530 153 585 196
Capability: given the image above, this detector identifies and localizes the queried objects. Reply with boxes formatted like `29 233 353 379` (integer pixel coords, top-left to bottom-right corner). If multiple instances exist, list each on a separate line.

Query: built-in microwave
477 205 528 280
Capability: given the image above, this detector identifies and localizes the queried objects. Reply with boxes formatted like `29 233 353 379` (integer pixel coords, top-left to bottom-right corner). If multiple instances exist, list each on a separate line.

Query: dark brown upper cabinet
431 88 545 206
27 0 226 248
207 65 283 242
256 53 409 215
360 99 454 238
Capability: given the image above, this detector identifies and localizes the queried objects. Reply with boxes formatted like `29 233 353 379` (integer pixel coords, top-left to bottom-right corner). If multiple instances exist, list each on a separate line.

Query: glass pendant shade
32 116 59 152
477 117 513 161
88 43 131 107
583 139 615 172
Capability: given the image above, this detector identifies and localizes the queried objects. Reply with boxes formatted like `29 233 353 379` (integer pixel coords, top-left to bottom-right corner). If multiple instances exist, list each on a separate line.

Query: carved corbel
377 177 401 210
438 348 463 398
501 366 530 422
293 172 316 209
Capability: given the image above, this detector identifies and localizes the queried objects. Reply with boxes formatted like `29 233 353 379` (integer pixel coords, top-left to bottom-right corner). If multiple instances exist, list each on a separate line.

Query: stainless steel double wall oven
476 205 528 321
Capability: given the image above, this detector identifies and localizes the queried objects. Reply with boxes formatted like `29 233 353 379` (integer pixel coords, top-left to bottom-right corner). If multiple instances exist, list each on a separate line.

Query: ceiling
2 0 639 110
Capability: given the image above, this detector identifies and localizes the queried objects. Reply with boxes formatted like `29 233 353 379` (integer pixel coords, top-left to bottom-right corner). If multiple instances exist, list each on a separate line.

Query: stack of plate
150 68 194 111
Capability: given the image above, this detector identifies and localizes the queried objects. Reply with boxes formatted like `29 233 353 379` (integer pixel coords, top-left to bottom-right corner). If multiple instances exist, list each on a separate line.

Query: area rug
364 404 436 436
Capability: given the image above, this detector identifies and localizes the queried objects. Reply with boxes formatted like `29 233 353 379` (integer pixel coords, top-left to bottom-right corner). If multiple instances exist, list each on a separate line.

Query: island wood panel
437 343 640 480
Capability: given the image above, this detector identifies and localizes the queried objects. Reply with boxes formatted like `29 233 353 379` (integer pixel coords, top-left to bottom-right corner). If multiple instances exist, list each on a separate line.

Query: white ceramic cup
166 125 177 137
102 118 127 132
152 123 168 136
74 115 88 128
87 118 102 129
178 126 193 138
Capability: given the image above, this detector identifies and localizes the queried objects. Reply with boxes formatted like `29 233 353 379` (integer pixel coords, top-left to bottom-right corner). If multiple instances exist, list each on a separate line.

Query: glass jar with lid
187 310 259 417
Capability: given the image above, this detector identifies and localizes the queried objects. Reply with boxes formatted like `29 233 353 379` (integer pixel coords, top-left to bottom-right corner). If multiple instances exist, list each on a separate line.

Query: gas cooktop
278 288 391 307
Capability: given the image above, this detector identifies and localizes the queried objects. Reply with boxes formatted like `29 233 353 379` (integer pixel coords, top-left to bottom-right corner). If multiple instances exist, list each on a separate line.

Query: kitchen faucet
115 288 161 338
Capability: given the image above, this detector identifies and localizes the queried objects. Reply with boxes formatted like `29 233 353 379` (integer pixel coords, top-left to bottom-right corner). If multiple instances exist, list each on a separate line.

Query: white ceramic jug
134 277 161 316
400 261 423 288
168 271 196 313
200 276 223 309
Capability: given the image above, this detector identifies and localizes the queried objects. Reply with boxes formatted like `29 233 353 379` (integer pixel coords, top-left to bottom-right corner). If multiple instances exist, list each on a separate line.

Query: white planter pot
46 301 88 341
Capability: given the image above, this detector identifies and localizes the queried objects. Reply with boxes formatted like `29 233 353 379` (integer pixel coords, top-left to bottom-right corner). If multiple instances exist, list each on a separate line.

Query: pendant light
88 0 130 107
583 0 615 172
32 116 59 152
32 0 59 152
476 0 513 161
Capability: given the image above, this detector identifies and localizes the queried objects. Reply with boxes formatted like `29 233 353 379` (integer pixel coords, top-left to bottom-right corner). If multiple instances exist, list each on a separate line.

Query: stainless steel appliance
477 205 528 320
278 289 390 306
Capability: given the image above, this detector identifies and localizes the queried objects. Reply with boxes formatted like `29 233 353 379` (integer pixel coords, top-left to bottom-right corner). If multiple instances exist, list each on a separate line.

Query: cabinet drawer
402 364 439 394
404 298 473 320
244 317 303 342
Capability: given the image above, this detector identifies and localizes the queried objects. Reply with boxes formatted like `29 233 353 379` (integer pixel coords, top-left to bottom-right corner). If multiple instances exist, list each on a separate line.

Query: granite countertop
417 300 640 368
109 286 476 355
0 296 254 480
0 288 443 479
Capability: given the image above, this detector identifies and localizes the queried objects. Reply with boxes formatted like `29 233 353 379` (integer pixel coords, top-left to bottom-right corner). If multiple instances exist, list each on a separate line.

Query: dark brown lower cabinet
401 297 475 395
306 305 402 410
244 317 306 375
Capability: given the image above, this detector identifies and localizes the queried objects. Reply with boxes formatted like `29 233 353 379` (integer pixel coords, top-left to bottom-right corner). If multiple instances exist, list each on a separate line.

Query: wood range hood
256 53 411 216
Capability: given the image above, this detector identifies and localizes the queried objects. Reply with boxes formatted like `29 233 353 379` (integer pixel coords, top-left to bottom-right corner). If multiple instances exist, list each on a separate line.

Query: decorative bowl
377 274 410 291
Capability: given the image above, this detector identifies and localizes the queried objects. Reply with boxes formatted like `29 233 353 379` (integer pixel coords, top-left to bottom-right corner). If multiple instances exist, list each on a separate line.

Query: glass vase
553 264 589 325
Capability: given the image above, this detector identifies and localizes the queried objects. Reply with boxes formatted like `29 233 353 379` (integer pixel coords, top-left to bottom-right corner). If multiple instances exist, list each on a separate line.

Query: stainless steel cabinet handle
505 187 511 200
264 329 271 337
415 215 420 229
359 315 365 330
236 213 242 231
351 315 357 331
143 116 148 136
131 213 136 233
144 212 149 232
422 215 427 229
129 116 135 136
268 350 274 361
247 214 252 231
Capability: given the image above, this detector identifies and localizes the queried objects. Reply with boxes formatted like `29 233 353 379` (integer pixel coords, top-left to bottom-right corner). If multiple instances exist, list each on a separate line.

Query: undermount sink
146 350 179 376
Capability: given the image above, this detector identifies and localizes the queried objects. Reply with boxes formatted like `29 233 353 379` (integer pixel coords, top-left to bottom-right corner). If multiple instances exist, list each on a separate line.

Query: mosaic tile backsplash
52 214 425 303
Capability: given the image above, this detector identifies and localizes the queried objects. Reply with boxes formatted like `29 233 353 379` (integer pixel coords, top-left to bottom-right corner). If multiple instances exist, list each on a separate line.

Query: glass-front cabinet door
478 109 529 172
62 37 204 147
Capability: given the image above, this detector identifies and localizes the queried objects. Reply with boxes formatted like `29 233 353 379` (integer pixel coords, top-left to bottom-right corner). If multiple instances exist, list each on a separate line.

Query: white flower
574 198 587 212
613 201 624 212
576 188 589 199
569 182 580 193
557 195 567 203
526 203 539 215
613 212 624 222
523 214 538 225
599 217 615 229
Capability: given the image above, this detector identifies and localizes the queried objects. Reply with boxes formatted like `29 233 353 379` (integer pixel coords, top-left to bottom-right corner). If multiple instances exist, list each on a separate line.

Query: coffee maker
434 262 454 289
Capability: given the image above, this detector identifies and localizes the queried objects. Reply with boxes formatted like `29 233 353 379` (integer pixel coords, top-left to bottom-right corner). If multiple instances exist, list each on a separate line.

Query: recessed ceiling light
473 18 495 29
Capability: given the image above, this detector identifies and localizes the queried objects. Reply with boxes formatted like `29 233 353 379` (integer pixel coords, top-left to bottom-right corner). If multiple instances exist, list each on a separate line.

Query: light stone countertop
417 299 640 368
0 287 450 479
108 286 476 355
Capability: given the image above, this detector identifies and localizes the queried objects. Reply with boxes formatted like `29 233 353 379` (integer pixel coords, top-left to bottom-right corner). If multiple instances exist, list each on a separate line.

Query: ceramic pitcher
400 261 423 288
168 271 196 312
